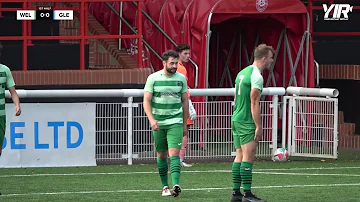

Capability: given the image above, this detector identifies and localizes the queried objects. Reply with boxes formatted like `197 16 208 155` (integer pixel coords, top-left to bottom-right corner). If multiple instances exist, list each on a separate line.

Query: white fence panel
96 103 128 162
283 96 338 159
96 98 279 163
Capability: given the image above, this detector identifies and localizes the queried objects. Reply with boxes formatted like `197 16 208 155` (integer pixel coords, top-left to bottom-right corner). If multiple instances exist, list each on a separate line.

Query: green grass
1 157 360 202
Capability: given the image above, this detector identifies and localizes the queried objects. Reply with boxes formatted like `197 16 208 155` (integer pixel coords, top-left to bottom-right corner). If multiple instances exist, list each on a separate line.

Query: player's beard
166 66 177 74
265 61 272 70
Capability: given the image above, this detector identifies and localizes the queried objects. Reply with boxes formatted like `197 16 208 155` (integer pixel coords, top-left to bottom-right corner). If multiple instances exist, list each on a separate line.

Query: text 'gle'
53 10 73 20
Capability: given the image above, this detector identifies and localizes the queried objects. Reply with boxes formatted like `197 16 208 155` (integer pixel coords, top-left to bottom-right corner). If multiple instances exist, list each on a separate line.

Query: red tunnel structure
89 0 315 96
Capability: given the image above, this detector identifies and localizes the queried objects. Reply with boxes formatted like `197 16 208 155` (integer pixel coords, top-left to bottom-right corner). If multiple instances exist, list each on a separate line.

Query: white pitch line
254 172 360 177
3 183 360 197
251 166 360 171
1 166 360 178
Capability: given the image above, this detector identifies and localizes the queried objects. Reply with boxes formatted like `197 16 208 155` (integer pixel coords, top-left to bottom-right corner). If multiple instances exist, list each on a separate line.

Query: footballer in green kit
143 50 189 198
0 42 22 196
230 44 274 202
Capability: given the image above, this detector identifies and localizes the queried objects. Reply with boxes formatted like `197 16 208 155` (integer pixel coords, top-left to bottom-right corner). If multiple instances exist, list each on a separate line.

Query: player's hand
183 125 188 137
150 119 159 131
15 105 21 116
254 127 263 143
188 100 197 120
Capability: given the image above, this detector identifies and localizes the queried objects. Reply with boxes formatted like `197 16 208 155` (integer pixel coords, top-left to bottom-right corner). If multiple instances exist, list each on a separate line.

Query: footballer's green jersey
144 70 188 127
232 65 263 123
0 64 15 118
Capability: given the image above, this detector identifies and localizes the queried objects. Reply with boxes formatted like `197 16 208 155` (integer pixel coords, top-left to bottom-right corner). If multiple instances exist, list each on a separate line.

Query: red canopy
90 0 314 92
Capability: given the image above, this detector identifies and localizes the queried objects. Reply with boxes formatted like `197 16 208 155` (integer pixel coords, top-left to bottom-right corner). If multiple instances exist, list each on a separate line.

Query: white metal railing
91 87 285 165
283 87 339 159
5 87 339 165
94 99 281 164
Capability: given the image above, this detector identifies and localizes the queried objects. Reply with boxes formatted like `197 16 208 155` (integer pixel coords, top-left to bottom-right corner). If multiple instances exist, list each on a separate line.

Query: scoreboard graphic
16 6 73 20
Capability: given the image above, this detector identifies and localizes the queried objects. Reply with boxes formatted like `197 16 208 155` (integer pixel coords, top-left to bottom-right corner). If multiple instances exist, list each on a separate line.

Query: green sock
232 162 242 191
170 156 181 185
157 157 169 187
240 161 253 192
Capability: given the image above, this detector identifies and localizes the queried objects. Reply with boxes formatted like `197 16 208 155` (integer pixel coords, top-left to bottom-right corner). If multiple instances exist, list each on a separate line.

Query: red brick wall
61 2 138 69
310 105 354 135
59 18 112 68
12 68 152 85
338 136 360 149
318 65 360 148
337 110 360 149
59 20 79 44
89 41 95 67
86 14 137 69
320 65 360 79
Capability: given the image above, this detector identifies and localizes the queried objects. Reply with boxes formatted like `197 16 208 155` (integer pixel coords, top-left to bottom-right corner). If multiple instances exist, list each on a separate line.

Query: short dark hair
162 50 179 61
176 44 190 53
254 44 275 60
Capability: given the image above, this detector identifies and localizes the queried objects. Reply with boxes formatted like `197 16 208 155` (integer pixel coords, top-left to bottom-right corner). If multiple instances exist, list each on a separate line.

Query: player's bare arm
250 88 262 142
181 92 189 136
8 86 21 116
143 91 159 130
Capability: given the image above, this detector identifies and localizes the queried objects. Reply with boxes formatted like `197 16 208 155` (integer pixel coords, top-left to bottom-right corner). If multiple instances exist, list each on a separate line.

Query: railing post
127 96 134 165
79 0 85 70
333 98 338 159
137 0 143 68
84 2 88 44
27 2 32 45
287 96 294 154
22 2 28 71
119 2 124 50
290 95 296 155
271 95 278 160
281 97 287 149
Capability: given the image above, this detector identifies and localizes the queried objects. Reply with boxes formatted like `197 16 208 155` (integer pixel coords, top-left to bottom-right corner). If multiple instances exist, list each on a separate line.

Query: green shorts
232 121 256 149
152 124 183 152
0 117 5 149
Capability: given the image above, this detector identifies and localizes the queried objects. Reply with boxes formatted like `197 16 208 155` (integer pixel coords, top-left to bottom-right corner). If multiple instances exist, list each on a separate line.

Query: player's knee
168 148 180 157
241 141 257 162
234 148 243 162
236 148 243 157
157 152 168 159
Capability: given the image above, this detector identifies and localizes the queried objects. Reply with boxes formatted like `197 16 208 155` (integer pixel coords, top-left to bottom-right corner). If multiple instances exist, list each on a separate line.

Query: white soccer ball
273 148 289 162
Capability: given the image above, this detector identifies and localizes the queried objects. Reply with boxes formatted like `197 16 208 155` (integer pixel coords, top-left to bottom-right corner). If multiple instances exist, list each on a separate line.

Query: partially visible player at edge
176 44 197 168
230 44 274 202
143 50 189 197
0 42 22 195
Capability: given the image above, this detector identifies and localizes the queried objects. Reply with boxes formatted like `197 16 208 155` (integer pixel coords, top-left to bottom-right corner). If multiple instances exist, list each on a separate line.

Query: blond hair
254 44 275 60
